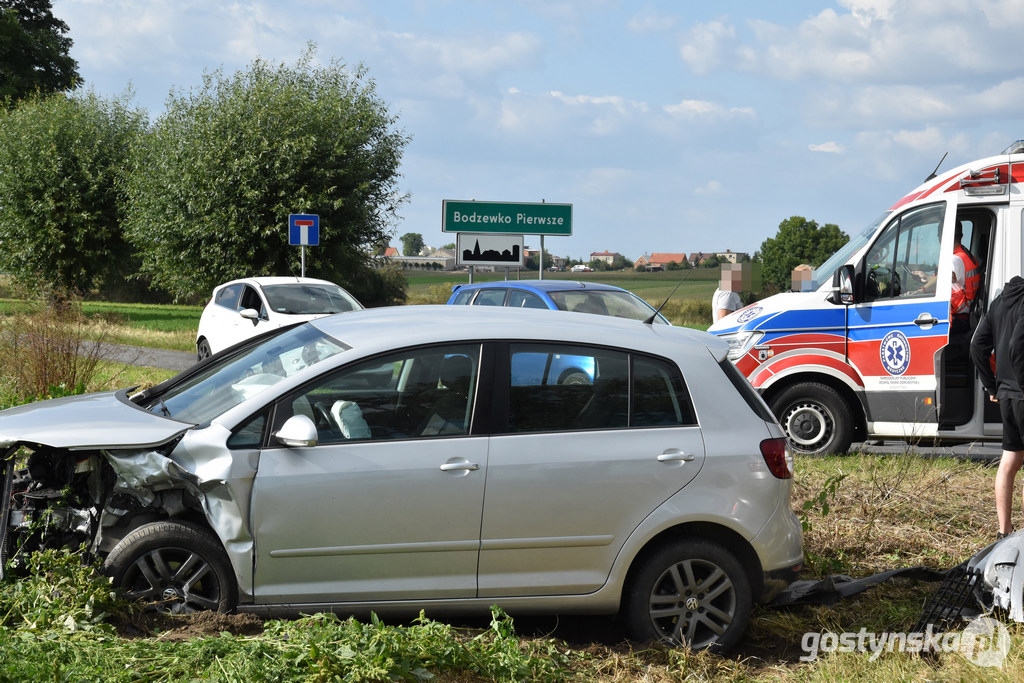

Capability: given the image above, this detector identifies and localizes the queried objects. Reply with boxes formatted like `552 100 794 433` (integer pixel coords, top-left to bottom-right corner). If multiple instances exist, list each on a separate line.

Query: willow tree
123 45 410 304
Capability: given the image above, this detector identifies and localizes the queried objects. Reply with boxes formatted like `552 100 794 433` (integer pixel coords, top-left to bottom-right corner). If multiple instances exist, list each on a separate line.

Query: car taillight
760 437 793 479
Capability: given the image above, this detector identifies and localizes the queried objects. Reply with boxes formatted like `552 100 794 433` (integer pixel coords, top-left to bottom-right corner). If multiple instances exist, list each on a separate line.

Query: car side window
472 289 507 306
215 284 242 309
451 289 475 305
272 344 481 444
507 343 628 432
505 344 694 433
228 411 267 449
508 290 547 309
863 203 944 302
238 285 265 316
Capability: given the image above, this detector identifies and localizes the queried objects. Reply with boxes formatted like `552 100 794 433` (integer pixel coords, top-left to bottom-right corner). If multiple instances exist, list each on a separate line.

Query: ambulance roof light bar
1001 140 1024 155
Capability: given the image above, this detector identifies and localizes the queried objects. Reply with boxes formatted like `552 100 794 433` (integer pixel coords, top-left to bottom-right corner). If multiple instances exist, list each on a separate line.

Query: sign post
443 200 572 281
288 213 320 277
442 200 572 236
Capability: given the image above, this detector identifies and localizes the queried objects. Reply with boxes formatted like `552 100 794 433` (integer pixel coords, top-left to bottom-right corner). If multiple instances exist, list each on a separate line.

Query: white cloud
807 78 1024 128
627 7 676 34
498 89 649 137
692 1 1024 88
679 19 736 75
663 99 756 122
809 142 844 153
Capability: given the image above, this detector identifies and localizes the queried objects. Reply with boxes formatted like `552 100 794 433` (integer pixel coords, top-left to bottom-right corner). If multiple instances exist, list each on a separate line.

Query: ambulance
708 141 1024 455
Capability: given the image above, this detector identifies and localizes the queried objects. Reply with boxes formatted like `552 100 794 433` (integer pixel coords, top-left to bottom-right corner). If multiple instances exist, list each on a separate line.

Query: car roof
216 276 338 290
451 279 630 294
311 305 725 361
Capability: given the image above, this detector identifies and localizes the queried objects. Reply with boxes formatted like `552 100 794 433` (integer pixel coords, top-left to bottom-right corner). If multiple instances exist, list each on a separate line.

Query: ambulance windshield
811 212 891 289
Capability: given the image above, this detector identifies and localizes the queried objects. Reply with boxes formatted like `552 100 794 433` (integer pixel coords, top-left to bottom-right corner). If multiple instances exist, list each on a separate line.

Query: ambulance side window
864 204 944 302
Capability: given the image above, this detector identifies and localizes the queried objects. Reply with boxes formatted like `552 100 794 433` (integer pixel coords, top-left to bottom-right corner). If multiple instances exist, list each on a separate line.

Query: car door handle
657 450 695 462
914 313 939 327
440 462 480 472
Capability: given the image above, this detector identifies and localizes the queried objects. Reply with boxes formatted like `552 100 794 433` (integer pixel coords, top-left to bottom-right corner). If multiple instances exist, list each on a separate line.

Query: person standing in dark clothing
971 276 1024 538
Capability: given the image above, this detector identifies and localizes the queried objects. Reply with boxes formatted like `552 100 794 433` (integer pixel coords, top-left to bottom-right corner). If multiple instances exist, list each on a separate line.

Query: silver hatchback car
0 306 802 652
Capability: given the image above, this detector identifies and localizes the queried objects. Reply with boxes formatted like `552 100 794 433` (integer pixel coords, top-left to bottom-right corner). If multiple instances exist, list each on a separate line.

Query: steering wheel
312 402 333 430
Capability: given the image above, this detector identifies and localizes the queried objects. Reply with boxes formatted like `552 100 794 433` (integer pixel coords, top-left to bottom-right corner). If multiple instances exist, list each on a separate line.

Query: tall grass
0 297 124 404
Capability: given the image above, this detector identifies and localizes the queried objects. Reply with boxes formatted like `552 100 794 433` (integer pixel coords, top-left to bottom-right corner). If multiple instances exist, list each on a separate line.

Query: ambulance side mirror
830 265 855 305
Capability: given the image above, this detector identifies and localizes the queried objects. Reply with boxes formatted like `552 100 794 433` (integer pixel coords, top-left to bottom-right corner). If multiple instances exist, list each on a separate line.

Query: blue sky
52 0 1024 262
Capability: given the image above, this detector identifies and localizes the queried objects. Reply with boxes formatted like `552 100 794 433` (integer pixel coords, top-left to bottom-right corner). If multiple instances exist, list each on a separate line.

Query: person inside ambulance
951 220 982 327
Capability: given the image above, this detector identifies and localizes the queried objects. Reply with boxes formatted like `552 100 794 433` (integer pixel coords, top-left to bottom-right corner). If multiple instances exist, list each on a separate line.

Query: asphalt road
104 343 196 373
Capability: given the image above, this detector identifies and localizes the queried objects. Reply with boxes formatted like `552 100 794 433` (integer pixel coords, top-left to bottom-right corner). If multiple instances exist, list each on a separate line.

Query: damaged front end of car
0 389 255 613
0 438 198 578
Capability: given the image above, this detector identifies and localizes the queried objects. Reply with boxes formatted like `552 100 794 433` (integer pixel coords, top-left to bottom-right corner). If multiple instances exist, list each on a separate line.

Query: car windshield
261 283 361 315
547 290 669 324
810 212 891 288
147 324 347 425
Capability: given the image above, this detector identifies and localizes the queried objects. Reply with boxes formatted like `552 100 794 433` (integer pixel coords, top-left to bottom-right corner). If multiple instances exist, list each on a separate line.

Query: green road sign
442 200 572 236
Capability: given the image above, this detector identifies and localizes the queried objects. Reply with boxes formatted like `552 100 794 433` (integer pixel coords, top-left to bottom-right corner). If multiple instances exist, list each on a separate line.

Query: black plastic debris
913 560 982 633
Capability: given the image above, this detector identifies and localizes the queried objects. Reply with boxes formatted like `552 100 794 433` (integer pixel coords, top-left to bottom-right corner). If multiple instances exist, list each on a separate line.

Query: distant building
590 250 621 265
689 250 748 265
635 252 689 271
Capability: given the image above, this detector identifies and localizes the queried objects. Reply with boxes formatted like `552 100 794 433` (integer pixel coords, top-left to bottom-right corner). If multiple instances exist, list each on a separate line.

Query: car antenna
644 252 702 325
924 152 948 182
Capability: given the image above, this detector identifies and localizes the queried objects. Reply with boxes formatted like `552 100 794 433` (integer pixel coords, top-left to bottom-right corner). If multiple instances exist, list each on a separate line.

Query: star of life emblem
880 331 910 376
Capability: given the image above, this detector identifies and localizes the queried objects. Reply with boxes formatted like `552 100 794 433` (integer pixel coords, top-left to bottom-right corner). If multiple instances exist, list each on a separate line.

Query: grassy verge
2 453 1021 681
0 298 201 352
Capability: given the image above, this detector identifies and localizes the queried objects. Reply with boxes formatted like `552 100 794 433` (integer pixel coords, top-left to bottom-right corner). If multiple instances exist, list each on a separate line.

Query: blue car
446 279 670 324
447 280 669 385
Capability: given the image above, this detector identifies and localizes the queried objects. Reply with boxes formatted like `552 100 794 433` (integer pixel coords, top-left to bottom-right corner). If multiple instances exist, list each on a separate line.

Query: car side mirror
239 308 259 320
274 414 318 448
829 265 855 305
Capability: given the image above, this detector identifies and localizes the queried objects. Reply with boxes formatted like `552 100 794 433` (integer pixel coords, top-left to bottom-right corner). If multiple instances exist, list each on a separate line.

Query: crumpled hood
0 389 191 451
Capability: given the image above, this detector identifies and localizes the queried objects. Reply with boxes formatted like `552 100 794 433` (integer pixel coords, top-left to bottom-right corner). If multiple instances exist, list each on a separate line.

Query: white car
0 306 802 652
195 276 362 359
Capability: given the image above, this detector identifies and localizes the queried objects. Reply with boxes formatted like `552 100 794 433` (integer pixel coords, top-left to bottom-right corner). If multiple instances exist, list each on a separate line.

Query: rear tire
104 520 236 613
770 382 853 456
559 370 591 385
623 539 752 653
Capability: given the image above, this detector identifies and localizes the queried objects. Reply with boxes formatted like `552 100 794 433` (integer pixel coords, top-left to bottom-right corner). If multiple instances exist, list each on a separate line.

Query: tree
0 0 80 102
400 232 425 256
123 44 410 303
609 254 632 270
0 90 147 294
757 216 848 291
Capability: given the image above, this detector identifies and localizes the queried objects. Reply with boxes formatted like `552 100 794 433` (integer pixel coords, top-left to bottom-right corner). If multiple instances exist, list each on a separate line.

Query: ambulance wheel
770 382 852 456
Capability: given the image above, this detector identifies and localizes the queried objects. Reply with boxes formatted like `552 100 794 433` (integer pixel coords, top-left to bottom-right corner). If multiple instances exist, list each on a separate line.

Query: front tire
197 338 212 361
623 539 752 653
104 520 237 613
770 382 853 456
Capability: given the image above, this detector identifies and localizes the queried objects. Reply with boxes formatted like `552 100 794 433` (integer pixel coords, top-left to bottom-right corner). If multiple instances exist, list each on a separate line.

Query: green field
404 268 724 305
0 270 728 350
